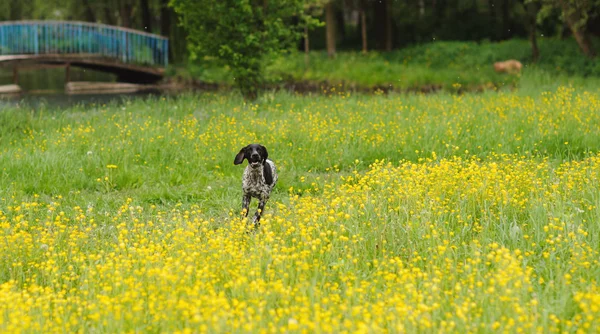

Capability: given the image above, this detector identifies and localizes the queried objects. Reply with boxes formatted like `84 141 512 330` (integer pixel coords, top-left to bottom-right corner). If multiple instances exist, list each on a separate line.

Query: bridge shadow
0 54 164 84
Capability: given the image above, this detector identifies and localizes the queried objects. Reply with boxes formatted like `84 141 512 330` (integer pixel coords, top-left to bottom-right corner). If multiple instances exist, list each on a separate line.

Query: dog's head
234 144 269 168
234 144 273 184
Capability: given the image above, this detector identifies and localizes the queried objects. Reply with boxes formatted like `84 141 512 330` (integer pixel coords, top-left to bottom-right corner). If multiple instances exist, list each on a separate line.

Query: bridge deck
0 21 168 83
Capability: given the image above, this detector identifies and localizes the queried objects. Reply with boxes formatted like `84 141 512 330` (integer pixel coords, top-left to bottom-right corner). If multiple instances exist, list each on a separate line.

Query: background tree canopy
2 0 599 97
3 0 598 55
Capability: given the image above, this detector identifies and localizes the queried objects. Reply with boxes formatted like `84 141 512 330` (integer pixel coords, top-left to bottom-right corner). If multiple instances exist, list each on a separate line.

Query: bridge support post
12 66 19 85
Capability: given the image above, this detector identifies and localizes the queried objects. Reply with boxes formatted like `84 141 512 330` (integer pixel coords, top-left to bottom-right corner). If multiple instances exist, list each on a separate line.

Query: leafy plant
533 0 600 57
170 0 314 100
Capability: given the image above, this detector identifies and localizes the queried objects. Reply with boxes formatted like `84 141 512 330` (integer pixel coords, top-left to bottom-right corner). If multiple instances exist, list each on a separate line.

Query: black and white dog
234 144 278 225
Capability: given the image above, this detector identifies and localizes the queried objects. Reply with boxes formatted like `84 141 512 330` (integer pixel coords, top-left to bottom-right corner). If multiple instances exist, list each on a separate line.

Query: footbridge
0 21 168 84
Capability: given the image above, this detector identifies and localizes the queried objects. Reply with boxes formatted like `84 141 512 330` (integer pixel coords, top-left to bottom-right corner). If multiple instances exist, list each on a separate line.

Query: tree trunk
335 5 346 41
526 2 539 62
119 0 133 28
9 2 22 20
570 27 596 58
326 1 336 58
432 0 446 37
304 25 310 68
385 0 392 51
501 0 511 39
160 0 171 36
559 0 596 58
487 0 497 40
160 0 174 61
103 2 116 25
360 0 367 54
140 0 153 32
374 0 392 51
82 0 97 22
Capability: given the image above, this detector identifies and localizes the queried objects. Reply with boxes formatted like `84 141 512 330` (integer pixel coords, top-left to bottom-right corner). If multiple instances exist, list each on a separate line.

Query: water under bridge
0 21 169 85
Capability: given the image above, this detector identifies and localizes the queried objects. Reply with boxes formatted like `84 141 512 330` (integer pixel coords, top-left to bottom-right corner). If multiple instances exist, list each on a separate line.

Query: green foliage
173 38 600 91
170 0 311 100
533 0 600 57
535 0 600 32
300 0 327 29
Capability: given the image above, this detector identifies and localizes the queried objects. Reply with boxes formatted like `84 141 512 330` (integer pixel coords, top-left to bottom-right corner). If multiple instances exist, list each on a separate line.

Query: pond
0 67 165 109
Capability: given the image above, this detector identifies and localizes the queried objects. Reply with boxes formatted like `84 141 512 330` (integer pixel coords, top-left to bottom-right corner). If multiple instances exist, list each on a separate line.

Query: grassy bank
1 87 600 331
169 38 600 92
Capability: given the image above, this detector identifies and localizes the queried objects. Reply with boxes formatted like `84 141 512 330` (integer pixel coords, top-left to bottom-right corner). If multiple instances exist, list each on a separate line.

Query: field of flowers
1 86 600 332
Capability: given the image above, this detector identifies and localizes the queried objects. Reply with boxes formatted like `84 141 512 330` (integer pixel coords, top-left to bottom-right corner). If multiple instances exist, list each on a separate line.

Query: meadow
1 85 600 332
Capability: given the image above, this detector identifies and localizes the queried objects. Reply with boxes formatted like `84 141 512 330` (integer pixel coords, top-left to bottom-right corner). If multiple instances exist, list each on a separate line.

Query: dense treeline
2 0 599 59
3 0 598 99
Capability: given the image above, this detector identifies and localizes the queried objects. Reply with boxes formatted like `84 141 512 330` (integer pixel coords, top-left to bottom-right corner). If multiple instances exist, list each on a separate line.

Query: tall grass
2 86 599 197
1 86 600 331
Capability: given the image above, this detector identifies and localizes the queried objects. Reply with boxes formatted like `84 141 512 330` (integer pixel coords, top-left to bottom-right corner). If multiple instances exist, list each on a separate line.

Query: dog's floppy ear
259 145 268 162
263 162 273 185
234 146 248 165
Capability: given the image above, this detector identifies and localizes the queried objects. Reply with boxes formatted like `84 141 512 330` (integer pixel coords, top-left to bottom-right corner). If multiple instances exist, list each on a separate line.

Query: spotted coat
241 159 277 225
242 159 278 202
234 144 277 226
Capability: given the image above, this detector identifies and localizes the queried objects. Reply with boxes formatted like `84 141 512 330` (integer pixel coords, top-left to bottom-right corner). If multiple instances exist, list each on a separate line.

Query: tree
171 0 308 100
384 0 393 51
82 0 97 22
140 0 153 32
373 0 393 51
558 0 597 57
488 0 498 39
300 0 326 67
524 0 540 62
118 0 134 27
501 0 513 40
102 2 118 25
325 1 337 58
359 0 368 54
160 0 171 37
537 0 599 58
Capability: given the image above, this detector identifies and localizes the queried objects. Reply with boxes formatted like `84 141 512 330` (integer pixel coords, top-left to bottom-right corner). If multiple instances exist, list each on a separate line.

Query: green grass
1 86 599 202
1 85 600 331
169 38 600 92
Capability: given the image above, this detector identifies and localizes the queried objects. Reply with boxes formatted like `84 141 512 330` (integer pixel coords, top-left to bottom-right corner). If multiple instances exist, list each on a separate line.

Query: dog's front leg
242 194 251 217
252 198 267 225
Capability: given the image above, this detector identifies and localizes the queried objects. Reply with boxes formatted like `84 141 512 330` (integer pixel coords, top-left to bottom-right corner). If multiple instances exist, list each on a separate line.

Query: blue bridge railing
0 21 168 67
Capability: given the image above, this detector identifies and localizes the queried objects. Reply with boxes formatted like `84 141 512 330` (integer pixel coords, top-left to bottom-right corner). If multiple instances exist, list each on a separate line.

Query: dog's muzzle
250 161 261 168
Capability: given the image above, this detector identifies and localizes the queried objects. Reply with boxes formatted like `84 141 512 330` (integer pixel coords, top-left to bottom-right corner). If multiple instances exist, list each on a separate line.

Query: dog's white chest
242 160 277 199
